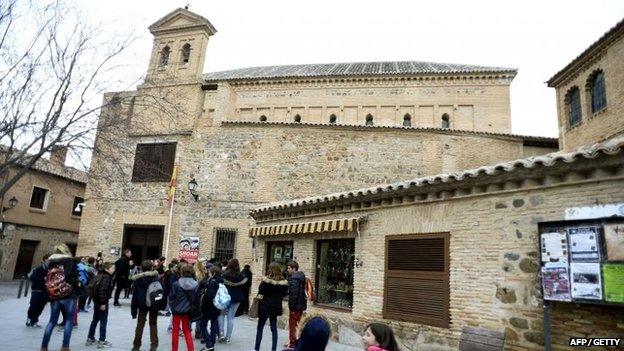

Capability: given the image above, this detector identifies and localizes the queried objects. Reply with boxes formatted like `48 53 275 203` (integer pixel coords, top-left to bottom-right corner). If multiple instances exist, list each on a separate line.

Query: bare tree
0 0 181 201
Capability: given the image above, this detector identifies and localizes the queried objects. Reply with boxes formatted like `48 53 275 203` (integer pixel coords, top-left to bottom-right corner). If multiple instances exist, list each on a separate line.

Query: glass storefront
266 241 293 276
316 239 355 309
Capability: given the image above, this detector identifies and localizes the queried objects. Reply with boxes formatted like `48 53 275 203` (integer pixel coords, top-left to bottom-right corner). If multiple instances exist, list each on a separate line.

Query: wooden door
14 240 39 279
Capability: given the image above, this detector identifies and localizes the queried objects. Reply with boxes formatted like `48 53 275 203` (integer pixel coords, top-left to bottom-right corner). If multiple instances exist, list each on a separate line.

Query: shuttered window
131 143 176 182
384 233 450 328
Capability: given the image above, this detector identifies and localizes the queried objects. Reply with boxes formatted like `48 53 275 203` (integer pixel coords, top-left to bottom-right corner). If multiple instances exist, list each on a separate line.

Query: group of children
32 243 400 351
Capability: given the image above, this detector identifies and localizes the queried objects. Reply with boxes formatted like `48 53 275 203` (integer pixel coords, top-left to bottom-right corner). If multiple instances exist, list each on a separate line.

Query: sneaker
224 337 231 344
86 338 96 346
57 325 64 332
31 323 42 328
97 340 113 348
282 348 295 351
167 326 172 333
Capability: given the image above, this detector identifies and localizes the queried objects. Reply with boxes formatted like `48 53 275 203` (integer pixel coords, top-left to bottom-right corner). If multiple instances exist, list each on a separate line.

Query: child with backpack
198 265 225 351
169 264 198 351
86 262 115 348
40 244 80 351
130 260 163 351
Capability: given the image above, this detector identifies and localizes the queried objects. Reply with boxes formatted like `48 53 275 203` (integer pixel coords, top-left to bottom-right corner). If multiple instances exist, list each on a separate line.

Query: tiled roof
251 135 624 216
0 146 87 184
547 17 624 87
203 61 516 82
221 120 558 146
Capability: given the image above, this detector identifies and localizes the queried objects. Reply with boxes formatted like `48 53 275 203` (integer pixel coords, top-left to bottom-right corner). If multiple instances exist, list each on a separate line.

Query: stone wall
0 223 78 280
252 172 624 350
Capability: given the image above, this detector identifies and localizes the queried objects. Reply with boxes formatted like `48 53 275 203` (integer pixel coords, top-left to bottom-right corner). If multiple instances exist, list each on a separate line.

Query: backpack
305 277 316 302
45 264 73 299
145 280 165 309
87 273 103 298
213 283 231 310
77 263 89 285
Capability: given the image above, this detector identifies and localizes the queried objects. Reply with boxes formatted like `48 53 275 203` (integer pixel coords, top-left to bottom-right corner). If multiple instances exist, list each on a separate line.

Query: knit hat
295 315 331 351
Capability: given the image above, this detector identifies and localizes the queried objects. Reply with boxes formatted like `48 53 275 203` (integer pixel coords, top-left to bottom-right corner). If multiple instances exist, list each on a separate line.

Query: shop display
602 264 624 303
266 241 293 274
570 262 602 300
568 227 601 262
541 232 568 263
541 262 571 301
316 239 355 308
603 224 624 261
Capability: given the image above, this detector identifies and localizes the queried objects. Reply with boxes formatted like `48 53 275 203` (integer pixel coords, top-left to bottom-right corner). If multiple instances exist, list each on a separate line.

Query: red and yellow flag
167 165 178 207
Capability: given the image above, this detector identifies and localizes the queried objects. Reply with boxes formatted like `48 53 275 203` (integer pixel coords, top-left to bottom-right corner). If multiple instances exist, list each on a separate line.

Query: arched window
403 114 412 127
589 71 607 113
294 114 301 123
159 46 170 67
329 114 337 124
181 43 191 65
441 114 450 129
566 87 582 127
259 115 267 122
365 114 374 126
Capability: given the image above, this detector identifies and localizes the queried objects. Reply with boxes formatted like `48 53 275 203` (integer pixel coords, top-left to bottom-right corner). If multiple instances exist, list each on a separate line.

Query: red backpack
45 264 73 299
305 277 316 302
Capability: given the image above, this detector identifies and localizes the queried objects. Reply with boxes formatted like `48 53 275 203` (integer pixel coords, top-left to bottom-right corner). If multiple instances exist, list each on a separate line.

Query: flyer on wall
603 223 624 261
570 262 603 300
568 227 601 261
541 262 572 301
179 236 200 263
540 232 568 263
602 263 624 303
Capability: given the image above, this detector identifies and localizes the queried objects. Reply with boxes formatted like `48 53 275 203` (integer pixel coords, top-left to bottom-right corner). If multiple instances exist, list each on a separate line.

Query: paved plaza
0 294 362 351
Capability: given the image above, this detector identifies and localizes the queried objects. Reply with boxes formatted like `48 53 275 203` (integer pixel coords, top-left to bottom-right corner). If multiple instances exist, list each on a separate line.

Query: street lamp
3 196 18 212
188 178 199 201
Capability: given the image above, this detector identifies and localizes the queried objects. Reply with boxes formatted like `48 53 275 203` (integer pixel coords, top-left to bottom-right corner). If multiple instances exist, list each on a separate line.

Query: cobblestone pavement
0 296 362 351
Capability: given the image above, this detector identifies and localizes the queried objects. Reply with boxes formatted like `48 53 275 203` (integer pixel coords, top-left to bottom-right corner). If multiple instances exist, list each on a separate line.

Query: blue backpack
214 283 231 310
77 263 89 285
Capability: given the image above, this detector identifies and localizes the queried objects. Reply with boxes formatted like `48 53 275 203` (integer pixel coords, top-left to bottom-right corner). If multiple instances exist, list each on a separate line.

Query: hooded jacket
295 314 332 351
169 277 198 315
223 272 248 304
258 276 288 317
46 254 79 300
288 270 307 311
93 270 114 305
130 270 160 318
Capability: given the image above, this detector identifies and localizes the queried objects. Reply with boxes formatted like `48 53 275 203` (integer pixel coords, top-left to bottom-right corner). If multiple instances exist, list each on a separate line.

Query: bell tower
145 8 217 84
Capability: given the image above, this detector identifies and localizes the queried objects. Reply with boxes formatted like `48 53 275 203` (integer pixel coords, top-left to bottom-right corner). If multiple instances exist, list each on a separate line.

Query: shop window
71 196 84 217
213 228 237 263
131 142 176 182
265 241 293 276
316 239 355 309
30 186 49 210
365 114 374 126
384 233 449 328
566 87 582 127
403 114 412 127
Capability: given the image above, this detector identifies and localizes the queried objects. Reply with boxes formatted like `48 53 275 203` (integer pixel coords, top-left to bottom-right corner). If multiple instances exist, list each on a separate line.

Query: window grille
214 228 237 262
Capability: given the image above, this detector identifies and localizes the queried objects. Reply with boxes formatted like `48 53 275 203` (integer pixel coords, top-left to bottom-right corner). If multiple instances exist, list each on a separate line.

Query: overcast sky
81 0 624 138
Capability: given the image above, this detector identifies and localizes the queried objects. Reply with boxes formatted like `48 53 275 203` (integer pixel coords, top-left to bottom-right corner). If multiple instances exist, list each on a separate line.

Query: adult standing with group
113 249 132 306
219 258 247 344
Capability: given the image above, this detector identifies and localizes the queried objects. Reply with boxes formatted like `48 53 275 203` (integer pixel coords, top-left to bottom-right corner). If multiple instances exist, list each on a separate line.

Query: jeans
198 315 219 348
114 279 126 304
41 298 76 348
172 315 194 351
288 310 304 347
218 302 240 339
88 303 109 341
254 313 278 351
133 309 158 350
27 290 47 325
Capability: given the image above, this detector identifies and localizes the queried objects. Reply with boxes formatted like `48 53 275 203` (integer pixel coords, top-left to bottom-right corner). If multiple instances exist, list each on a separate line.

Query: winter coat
130 270 160 318
46 254 79 301
258 276 288 317
288 270 307 311
199 276 223 318
223 272 248 304
367 347 390 351
169 277 198 315
28 263 48 292
114 256 130 282
241 267 252 294
295 314 331 351
93 271 114 305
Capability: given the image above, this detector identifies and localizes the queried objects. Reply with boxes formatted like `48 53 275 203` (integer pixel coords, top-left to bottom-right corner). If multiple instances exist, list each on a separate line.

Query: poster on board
179 236 200 263
603 224 624 261
541 262 572 301
602 263 624 303
571 262 602 300
568 227 601 262
541 232 568 263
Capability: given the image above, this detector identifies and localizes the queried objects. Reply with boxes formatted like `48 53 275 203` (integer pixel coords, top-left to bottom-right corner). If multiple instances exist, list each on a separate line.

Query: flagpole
164 188 175 260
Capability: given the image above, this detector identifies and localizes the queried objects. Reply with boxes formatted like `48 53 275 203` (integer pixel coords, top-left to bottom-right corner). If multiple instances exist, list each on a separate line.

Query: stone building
77 8 556 264
249 18 624 351
0 147 86 280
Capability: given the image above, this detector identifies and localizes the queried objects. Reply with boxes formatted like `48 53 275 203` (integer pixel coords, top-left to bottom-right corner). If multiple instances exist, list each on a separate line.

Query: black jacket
169 277 198 315
94 271 114 305
114 256 130 282
258 276 288 317
241 268 253 294
223 272 248 304
288 271 307 311
29 263 48 293
46 254 79 301
130 270 160 318
200 276 223 318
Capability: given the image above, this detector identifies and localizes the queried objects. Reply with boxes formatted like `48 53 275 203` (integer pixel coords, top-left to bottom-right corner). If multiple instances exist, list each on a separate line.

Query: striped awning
249 217 360 237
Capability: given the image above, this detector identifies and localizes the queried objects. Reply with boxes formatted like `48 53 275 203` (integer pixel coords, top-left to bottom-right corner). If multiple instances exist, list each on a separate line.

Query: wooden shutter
384 233 450 328
131 143 176 182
